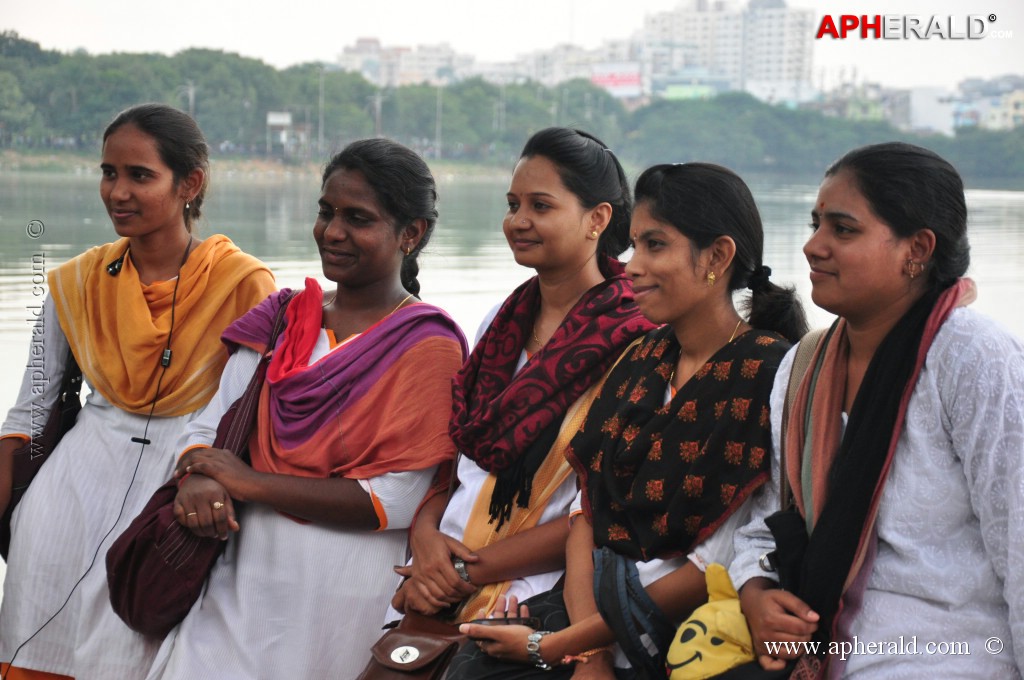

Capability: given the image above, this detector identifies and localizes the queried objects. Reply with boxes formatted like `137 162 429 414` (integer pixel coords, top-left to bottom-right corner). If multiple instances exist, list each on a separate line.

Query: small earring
403 245 412 256
185 200 191 211
706 271 716 287
589 230 599 239
905 258 920 279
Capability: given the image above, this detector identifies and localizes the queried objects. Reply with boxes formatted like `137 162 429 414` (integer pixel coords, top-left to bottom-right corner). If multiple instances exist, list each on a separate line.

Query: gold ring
212 501 225 510
186 512 198 517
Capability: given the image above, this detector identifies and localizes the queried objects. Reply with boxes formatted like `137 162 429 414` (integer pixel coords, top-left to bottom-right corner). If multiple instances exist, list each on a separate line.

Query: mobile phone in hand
466 616 542 639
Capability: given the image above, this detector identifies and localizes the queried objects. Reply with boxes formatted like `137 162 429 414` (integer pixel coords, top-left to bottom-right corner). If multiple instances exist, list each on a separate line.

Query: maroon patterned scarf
449 258 656 525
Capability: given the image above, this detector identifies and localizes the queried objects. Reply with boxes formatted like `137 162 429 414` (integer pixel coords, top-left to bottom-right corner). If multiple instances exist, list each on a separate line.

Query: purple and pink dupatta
223 279 467 484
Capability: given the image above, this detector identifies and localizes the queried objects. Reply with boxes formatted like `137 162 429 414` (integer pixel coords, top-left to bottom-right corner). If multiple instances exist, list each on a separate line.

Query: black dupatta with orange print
567 325 790 562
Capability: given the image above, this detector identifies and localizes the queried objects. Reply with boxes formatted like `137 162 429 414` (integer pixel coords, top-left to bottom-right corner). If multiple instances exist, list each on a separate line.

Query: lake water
2 169 1023 420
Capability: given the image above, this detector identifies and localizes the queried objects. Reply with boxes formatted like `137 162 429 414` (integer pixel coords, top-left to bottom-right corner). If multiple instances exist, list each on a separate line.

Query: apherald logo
816 14 996 39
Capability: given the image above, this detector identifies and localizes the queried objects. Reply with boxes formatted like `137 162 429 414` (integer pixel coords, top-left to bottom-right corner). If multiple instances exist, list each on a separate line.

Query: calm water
1 170 1023 420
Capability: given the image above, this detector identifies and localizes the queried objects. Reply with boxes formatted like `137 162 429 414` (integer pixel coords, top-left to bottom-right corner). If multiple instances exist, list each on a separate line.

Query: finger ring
213 501 225 510
186 512 198 517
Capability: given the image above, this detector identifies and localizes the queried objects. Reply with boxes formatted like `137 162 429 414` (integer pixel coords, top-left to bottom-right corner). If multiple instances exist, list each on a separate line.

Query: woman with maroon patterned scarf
390 128 655 625
455 163 807 678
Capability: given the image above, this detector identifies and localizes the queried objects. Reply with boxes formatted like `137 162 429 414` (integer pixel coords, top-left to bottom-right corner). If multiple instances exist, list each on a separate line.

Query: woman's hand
570 651 616 679
459 596 539 665
739 578 819 671
175 447 261 501
399 526 478 607
174 474 239 540
390 572 451 616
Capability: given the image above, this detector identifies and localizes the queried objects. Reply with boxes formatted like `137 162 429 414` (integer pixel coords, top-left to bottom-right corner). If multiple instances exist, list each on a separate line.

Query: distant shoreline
0 149 509 181
4 149 1020 191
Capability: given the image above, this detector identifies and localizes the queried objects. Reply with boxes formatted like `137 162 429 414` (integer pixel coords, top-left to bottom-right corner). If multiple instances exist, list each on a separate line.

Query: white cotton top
383 304 579 625
731 308 1024 679
0 298 196 678
1 298 71 438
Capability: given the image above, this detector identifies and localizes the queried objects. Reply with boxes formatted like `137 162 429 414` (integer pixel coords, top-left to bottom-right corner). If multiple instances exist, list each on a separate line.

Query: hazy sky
4 0 1022 90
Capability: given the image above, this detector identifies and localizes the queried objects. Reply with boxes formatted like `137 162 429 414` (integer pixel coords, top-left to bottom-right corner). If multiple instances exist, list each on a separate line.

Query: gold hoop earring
706 271 716 287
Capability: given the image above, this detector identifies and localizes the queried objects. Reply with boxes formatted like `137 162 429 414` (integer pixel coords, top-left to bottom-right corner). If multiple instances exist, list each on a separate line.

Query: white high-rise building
639 0 814 102
742 0 816 103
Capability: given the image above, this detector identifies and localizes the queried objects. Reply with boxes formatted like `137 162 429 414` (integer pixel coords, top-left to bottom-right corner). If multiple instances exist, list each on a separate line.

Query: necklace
388 293 416 316
322 292 416 327
727 318 743 343
531 325 543 347
669 318 745 389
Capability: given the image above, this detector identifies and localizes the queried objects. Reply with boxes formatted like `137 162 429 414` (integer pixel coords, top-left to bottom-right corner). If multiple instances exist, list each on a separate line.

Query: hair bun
747 265 772 292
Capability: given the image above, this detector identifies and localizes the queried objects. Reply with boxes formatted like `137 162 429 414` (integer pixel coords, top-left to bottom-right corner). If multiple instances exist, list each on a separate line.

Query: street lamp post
318 66 325 155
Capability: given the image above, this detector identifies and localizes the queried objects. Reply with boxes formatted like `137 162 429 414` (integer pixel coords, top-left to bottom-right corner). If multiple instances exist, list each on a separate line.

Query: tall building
742 0 816 103
333 0 815 104
639 0 814 103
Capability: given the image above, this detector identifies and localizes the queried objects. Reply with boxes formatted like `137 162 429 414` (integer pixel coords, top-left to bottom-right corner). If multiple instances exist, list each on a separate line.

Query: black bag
1 348 82 560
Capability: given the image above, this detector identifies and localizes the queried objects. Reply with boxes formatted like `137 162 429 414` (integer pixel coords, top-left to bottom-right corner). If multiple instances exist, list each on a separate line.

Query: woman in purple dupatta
145 140 467 680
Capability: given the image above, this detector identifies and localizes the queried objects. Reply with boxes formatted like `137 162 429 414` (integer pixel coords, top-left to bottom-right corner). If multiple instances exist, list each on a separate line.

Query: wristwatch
526 631 554 670
452 557 472 584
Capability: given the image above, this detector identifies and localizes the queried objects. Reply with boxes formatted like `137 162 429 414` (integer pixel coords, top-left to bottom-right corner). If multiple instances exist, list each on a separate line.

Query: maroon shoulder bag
105 295 291 638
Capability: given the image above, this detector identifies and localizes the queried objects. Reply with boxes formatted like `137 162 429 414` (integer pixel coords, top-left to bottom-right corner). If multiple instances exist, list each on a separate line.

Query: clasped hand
173 447 256 540
392 526 477 615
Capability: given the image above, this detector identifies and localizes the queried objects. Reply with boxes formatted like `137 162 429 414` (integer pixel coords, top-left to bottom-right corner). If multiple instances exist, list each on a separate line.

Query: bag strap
215 293 296 455
778 327 828 511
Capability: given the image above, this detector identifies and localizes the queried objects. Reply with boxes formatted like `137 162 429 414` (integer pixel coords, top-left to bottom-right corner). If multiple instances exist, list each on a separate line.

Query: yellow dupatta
48 235 275 416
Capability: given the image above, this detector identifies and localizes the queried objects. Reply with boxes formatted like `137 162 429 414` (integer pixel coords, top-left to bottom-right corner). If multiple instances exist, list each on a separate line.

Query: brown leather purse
357 612 466 680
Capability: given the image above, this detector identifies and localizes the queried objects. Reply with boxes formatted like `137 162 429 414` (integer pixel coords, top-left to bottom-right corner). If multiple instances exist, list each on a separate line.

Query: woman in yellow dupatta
0 103 274 680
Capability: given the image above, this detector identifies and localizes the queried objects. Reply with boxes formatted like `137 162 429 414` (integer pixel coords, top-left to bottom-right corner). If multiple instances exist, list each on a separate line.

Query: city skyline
4 0 1022 91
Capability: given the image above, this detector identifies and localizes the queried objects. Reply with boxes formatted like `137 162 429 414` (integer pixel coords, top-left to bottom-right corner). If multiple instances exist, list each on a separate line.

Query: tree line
1 31 1021 180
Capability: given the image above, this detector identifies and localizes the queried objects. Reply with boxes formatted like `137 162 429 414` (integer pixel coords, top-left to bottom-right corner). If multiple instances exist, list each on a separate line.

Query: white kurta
147 334 435 680
384 305 579 624
0 300 197 678
731 308 1024 679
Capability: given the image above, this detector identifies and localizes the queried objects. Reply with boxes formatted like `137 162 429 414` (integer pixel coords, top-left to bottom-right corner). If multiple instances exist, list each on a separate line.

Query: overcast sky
4 0 1021 90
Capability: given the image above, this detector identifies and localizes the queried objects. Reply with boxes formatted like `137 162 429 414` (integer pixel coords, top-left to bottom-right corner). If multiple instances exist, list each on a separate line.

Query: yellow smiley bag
666 563 756 680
